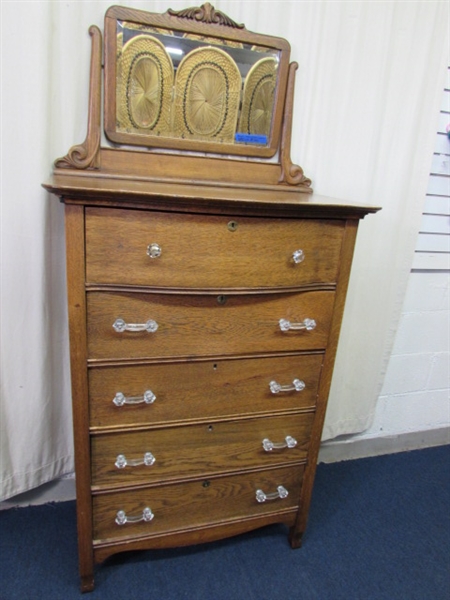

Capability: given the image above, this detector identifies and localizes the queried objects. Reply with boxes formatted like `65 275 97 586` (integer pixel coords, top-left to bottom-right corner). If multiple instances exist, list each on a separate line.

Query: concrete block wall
319 270 450 462
372 272 449 436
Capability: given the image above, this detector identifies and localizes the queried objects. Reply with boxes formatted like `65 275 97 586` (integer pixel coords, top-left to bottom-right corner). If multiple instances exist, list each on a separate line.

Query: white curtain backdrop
1 0 448 500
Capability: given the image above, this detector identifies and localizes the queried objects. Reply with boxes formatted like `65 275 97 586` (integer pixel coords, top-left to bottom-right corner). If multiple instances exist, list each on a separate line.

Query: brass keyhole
217 295 227 305
227 221 238 232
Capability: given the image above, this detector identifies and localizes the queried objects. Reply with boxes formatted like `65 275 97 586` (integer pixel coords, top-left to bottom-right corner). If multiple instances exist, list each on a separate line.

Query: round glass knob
292 249 305 264
147 243 162 259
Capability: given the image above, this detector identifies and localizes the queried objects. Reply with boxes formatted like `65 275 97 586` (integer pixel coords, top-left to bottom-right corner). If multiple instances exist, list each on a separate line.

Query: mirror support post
278 62 312 190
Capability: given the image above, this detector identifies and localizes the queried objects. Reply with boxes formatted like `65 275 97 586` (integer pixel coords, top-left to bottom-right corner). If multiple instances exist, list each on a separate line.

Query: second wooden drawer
87 290 335 360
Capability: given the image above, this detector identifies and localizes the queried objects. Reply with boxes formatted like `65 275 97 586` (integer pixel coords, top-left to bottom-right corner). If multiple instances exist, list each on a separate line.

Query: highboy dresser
44 3 378 591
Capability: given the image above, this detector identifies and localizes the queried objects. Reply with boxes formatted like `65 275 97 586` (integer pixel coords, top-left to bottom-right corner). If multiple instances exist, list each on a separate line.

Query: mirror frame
104 4 291 158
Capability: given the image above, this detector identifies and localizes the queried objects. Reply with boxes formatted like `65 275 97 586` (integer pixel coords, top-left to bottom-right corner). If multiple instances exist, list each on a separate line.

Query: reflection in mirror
115 20 280 148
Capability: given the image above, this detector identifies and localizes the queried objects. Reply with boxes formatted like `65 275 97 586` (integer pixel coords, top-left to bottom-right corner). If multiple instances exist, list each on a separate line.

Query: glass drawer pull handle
269 379 305 394
262 436 297 452
115 452 156 469
279 318 316 332
115 507 154 525
113 391 156 406
256 486 289 503
292 249 305 264
147 243 162 259
113 318 158 333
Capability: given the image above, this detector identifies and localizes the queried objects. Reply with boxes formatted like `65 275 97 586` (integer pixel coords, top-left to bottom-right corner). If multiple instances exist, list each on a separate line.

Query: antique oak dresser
43 3 379 592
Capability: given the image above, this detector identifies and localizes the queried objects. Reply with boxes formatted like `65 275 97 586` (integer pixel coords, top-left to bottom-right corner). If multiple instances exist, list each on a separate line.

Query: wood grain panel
91 413 313 489
63 204 95 590
87 291 335 360
88 353 322 429
92 465 304 544
289 220 359 547
93 511 297 562
85 208 344 288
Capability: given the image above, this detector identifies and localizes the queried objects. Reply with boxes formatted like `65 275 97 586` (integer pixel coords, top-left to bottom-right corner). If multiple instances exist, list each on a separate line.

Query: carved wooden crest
167 3 245 29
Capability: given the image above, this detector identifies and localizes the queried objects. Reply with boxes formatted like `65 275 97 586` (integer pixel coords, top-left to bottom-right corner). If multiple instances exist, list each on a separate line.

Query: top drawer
85 208 344 289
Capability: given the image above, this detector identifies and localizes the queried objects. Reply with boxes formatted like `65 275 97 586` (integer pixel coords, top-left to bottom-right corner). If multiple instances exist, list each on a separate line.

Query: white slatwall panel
413 66 450 271
427 173 450 195
423 195 450 215
440 88 450 108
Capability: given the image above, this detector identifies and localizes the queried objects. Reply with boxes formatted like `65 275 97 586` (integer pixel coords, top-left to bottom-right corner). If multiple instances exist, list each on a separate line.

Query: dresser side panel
290 219 359 546
64 203 94 591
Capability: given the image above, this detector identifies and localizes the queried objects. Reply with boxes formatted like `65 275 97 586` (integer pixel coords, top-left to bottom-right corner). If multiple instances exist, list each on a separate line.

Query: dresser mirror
104 4 290 157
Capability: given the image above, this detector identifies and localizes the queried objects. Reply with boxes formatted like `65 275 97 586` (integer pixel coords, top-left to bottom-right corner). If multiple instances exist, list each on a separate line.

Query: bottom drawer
93 465 303 544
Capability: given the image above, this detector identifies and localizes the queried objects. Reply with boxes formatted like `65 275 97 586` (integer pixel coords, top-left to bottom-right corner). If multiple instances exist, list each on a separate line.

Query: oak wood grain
88 353 323 430
43 172 380 217
289 219 360 547
86 290 335 360
85 207 344 288
91 413 313 489
64 204 94 590
93 510 297 563
92 465 304 544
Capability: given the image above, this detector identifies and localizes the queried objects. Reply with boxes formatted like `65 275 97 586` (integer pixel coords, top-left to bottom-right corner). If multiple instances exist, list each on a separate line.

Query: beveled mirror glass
104 4 291 157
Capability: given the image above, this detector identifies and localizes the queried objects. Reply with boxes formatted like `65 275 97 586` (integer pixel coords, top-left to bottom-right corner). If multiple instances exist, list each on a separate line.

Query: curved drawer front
92 465 304 544
87 291 334 360
91 413 313 489
85 207 344 289
89 354 323 429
